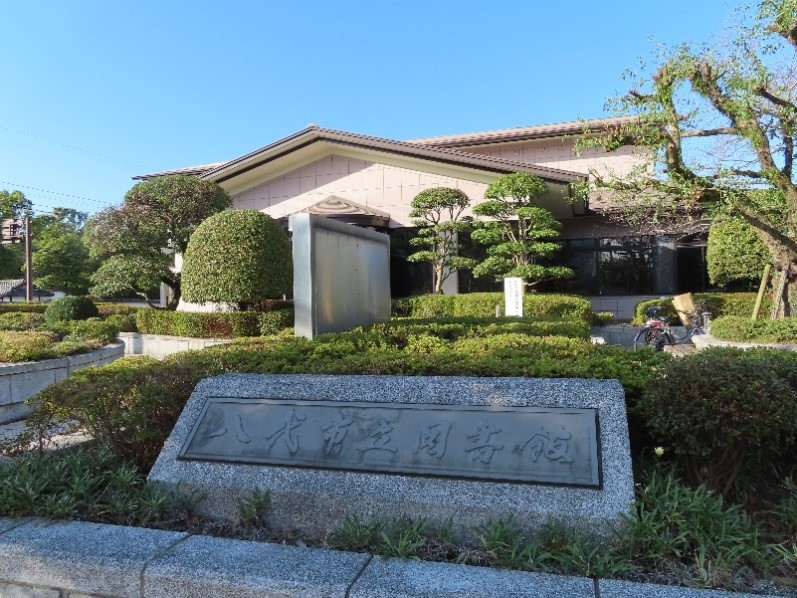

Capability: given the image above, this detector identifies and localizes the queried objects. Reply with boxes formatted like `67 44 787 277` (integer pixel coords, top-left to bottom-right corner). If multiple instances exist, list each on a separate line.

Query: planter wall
0 342 124 425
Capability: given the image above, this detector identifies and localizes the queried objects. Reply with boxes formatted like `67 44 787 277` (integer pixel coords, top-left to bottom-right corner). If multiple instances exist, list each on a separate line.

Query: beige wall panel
231 154 499 227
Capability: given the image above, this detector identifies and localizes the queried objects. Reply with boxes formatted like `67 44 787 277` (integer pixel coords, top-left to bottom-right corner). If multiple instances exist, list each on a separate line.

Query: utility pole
24 214 33 301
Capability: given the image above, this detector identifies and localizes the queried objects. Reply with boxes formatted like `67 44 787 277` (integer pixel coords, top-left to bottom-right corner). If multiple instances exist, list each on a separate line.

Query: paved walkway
664 343 698 357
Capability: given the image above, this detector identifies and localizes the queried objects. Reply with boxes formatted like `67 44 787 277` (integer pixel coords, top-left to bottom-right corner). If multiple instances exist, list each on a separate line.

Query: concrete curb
693 334 797 351
118 332 230 359
0 341 124 425
0 518 784 598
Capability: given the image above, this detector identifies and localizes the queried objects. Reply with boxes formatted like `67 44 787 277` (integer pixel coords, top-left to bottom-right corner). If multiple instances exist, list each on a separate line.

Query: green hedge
632 293 770 325
710 315 797 343
376 317 591 340
0 303 49 314
393 293 591 321
638 347 797 495
135 308 294 338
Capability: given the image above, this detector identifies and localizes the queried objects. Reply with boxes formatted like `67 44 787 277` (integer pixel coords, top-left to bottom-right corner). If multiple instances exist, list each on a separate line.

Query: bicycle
633 301 711 350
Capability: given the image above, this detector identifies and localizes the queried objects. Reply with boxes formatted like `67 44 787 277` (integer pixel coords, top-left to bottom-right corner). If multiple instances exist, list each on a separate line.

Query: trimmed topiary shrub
637 347 797 497
181 210 292 305
44 296 99 324
707 218 771 288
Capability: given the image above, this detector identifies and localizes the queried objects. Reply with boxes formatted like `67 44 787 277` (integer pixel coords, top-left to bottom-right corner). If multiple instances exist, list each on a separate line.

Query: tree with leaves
84 175 231 307
32 208 96 295
471 172 572 286
583 0 797 316
407 187 477 294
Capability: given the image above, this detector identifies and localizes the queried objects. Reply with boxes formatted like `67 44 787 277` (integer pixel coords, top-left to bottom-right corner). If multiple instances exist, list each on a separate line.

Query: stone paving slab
144 534 371 598
599 579 784 597
0 519 188 598
0 582 61 597
349 557 596 597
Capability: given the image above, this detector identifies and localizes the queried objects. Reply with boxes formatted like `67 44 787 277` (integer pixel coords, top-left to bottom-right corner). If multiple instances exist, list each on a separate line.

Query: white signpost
504 277 524 317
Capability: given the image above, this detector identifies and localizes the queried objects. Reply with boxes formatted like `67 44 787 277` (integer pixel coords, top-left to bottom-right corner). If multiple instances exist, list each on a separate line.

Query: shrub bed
710 315 797 343
393 293 591 321
0 320 120 363
135 307 294 338
27 321 667 468
632 292 769 325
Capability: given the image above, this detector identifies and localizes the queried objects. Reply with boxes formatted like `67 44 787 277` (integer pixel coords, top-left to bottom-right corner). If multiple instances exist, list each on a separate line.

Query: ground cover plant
3 310 796 592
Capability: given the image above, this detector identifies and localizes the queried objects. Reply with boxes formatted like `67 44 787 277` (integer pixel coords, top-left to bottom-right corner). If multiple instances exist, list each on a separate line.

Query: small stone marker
149 375 634 541
504 277 524 317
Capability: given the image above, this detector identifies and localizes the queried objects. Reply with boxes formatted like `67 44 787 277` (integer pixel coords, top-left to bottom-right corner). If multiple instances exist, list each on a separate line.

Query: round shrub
44 296 99 324
181 210 292 305
638 347 797 496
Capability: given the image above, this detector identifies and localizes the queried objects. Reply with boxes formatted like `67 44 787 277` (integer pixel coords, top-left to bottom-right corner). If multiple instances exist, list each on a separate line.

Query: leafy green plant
44 296 99 323
622 467 770 577
407 187 477 294
0 446 195 525
376 517 428 559
638 348 797 496
332 516 384 551
237 488 271 528
181 209 292 306
479 517 542 570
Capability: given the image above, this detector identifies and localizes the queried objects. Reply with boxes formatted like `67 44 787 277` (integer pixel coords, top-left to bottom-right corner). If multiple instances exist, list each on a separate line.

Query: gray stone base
149 374 635 543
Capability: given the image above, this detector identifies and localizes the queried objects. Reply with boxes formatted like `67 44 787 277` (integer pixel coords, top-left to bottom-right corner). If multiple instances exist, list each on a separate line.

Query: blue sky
0 0 738 218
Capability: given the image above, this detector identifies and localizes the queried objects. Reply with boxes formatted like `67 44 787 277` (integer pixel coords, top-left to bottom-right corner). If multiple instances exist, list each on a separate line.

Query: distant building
0 219 22 244
134 117 709 299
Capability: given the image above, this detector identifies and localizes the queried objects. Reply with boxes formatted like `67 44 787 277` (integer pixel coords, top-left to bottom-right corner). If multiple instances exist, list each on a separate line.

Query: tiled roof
200 126 587 185
132 162 228 181
0 279 24 297
407 116 640 148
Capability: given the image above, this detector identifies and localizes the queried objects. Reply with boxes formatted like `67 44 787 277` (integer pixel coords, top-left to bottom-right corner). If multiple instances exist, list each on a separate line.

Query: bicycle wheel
633 327 654 350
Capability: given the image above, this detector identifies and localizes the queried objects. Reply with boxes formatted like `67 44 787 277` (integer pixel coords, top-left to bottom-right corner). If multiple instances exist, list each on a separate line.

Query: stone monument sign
149 375 634 541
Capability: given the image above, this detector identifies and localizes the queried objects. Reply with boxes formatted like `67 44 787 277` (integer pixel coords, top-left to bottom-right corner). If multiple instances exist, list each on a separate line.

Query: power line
0 181 110 206
0 124 152 169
